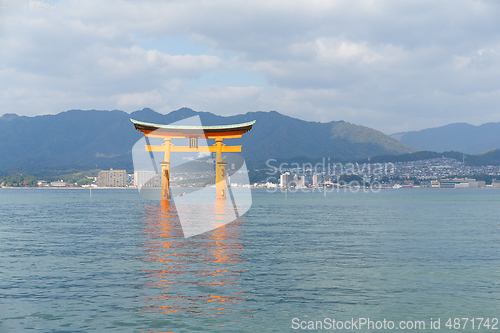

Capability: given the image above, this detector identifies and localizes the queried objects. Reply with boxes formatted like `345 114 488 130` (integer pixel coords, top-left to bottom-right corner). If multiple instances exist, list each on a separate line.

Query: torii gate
131 118 255 201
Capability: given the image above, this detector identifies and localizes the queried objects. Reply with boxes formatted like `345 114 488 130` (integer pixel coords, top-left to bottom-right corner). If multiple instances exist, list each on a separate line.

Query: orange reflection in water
140 200 252 319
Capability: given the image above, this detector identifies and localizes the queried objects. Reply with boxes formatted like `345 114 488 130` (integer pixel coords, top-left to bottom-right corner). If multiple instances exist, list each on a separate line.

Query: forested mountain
0 108 419 172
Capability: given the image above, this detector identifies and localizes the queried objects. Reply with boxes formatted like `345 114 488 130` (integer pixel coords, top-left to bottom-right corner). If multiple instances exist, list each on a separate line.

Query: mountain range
0 108 418 172
392 122 500 154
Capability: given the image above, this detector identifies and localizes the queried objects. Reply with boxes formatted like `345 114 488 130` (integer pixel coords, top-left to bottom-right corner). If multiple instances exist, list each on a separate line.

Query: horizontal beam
146 145 169 152
144 132 243 139
205 134 243 139
146 145 241 153
171 146 241 153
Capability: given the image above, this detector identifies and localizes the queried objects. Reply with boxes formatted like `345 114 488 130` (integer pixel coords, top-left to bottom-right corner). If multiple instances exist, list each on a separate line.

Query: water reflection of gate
140 200 251 318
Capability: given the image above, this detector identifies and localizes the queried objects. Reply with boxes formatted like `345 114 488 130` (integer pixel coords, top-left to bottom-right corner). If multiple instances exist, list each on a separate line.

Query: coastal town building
134 170 160 188
299 175 306 187
50 180 67 187
280 173 294 188
97 168 127 187
312 174 320 186
439 178 485 189
37 180 49 187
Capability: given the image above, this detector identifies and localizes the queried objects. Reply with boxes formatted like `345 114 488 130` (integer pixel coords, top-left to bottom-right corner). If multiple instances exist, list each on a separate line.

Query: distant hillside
0 108 418 172
356 149 500 166
0 110 140 172
392 122 500 154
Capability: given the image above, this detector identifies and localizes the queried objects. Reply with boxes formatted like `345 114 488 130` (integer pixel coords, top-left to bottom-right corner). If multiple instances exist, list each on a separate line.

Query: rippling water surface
1 188 499 332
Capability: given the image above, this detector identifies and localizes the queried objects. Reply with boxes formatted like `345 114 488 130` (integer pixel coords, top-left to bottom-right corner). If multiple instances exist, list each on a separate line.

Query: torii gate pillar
160 162 171 200
160 138 172 200
214 138 226 199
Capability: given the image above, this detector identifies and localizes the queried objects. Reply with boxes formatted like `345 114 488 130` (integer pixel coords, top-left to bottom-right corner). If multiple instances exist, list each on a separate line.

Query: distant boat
392 184 402 189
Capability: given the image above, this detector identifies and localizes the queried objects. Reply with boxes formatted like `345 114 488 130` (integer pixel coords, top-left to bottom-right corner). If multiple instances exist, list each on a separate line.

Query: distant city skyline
1 0 500 134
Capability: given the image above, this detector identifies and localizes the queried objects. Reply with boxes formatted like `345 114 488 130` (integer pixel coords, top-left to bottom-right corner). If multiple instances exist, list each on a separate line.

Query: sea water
1 188 499 332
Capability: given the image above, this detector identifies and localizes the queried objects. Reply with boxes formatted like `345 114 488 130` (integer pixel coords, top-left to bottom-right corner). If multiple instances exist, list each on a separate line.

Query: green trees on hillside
0 174 38 187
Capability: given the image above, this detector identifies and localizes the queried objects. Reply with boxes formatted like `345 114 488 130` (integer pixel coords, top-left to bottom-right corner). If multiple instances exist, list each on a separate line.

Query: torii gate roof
130 118 256 139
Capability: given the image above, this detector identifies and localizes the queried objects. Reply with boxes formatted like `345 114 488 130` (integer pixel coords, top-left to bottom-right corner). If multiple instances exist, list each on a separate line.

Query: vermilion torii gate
131 118 255 201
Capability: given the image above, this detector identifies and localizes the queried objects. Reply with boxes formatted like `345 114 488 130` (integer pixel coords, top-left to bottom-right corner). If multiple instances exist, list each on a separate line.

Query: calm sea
1 188 499 332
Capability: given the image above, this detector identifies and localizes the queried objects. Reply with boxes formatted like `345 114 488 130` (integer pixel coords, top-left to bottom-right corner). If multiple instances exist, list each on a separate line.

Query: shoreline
0 186 138 190
1 186 499 190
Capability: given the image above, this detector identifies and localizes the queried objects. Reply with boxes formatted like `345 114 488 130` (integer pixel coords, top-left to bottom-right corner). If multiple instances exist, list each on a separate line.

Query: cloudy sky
1 0 500 134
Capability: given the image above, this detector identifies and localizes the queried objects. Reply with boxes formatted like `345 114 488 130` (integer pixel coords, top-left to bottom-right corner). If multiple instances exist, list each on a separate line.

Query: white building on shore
97 168 127 187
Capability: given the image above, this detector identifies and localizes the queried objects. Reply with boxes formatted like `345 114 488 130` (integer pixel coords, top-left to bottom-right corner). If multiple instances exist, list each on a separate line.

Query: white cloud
187 86 264 114
96 46 222 80
115 90 164 109
1 0 500 133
